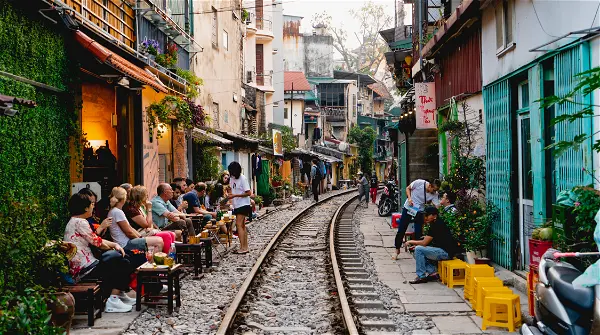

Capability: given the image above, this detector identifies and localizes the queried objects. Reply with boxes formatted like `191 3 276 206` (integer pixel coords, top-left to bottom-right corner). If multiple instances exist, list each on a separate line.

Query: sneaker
105 296 133 313
409 276 428 284
118 292 136 306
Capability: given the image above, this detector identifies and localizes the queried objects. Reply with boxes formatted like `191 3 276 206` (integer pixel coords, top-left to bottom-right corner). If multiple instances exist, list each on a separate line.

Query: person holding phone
392 179 441 260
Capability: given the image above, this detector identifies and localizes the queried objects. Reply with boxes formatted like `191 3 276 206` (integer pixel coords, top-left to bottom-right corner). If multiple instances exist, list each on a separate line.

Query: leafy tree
541 67 600 156
255 126 297 154
312 1 392 77
193 146 221 182
348 126 377 174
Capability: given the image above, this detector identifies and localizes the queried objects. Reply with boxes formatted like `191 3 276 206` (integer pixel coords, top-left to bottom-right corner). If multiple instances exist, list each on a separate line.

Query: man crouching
404 205 459 284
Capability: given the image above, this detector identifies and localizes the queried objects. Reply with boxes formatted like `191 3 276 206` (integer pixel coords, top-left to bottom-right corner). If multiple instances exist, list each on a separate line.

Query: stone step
357 309 390 318
354 300 384 309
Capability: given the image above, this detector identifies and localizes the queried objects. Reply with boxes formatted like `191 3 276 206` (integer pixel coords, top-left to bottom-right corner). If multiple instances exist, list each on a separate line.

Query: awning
219 131 261 144
192 128 232 145
258 145 274 155
74 30 168 93
292 148 342 163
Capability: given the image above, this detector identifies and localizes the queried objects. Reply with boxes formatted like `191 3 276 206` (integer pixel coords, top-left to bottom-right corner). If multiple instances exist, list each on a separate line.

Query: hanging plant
146 95 193 141
185 98 207 128
176 68 203 99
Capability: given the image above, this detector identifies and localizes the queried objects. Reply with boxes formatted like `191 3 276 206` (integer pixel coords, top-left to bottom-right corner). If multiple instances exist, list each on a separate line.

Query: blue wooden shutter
484 79 513 269
553 43 593 195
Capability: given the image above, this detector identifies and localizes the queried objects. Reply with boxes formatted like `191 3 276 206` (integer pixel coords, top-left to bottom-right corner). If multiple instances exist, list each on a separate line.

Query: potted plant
271 175 283 187
254 195 263 209
156 43 179 69
140 38 160 61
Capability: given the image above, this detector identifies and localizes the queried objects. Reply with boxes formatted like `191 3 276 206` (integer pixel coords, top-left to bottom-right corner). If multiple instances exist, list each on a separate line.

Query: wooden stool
446 261 467 288
64 283 103 326
465 264 495 301
476 286 512 316
482 293 522 332
439 259 461 284
135 263 184 314
472 277 503 309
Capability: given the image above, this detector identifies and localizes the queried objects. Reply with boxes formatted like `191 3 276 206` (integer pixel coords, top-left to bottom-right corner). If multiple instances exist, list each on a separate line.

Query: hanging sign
415 82 437 129
272 129 283 156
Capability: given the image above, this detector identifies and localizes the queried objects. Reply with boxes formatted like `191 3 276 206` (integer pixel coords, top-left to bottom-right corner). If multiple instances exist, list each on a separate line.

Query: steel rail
329 196 361 335
216 188 357 335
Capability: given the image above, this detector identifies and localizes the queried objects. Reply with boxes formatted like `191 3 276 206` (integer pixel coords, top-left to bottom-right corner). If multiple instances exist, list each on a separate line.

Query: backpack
314 166 322 181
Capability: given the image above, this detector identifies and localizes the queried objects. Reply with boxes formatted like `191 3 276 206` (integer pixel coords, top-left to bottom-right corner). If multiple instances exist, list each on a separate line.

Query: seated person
439 191 458 214
183 182 216 228
185 178 195 193
169 184 188 213
124 185 177 253
151 183 195 241
404 206 459 284
78 188 112 238
106 187 164 252
63 193 135 313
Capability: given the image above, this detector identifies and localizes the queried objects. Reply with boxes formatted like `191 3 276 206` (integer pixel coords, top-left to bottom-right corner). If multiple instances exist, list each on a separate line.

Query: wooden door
256 44 264 85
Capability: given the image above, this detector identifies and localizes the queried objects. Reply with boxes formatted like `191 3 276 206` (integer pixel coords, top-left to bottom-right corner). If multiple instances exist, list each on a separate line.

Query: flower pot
474 257 491 265
47 291 75 334
271 181 281 187
466 249 487 264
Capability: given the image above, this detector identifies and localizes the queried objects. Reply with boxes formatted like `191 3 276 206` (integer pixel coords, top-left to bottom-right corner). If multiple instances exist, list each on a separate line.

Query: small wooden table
175 242 205 279
135 263 184 314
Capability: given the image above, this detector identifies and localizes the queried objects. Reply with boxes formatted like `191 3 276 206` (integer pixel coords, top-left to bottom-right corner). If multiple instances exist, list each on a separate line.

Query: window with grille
212 102 220 128
284 108 288 119
212 7 218 48
319 84 345 107
495 0 514 53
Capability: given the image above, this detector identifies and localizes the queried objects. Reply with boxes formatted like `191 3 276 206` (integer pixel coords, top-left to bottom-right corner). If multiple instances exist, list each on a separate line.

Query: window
284 108 288 119
212 102 220 129
518 81 529 110
319 83 345 107
353 94 357 117
495 0 514 53
224 110 229 123
212 7 218 47
222 30 228 51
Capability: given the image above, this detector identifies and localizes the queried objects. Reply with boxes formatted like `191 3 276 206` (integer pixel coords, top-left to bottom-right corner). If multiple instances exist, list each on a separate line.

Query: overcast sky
280 0 412 53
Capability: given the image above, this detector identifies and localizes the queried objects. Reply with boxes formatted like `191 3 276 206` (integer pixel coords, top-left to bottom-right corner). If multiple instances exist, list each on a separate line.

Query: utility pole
291 81 294 135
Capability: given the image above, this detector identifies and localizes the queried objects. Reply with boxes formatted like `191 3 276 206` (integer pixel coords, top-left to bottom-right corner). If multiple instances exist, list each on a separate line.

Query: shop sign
272 129 283 156
415 82 436 129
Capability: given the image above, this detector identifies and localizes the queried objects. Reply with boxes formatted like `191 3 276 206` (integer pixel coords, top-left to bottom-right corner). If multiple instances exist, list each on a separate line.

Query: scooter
521 249 600 335
378 180 398 217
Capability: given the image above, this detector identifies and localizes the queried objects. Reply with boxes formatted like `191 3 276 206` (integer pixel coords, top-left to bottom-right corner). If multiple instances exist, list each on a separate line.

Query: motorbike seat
547 266 594 312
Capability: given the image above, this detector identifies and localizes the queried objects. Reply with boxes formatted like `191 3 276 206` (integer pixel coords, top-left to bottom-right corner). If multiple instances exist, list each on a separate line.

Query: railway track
217 191 396 335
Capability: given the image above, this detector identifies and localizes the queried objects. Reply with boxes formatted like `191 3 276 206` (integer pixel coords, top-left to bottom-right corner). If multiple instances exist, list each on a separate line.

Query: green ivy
175 68 203 99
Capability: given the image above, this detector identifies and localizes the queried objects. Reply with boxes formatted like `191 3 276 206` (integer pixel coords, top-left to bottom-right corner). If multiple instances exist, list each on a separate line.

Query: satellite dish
338 142 348 151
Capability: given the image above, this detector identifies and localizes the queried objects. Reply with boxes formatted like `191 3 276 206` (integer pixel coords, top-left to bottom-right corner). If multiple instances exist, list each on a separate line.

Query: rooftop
284 72 311 91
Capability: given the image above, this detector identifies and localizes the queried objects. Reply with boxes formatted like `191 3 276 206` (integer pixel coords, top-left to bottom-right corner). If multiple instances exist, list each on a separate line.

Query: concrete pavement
355 204 525 335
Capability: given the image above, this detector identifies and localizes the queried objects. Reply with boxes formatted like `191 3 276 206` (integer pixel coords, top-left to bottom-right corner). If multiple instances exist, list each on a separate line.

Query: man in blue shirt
151 183 195 242
182 182 216 229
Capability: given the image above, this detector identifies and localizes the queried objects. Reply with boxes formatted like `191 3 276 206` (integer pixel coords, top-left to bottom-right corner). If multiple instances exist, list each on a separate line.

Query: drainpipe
418 0 425 82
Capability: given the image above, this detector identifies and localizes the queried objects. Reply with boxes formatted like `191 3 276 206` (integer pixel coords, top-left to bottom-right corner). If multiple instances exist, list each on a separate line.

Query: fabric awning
192 128 232 145
74 30 168 93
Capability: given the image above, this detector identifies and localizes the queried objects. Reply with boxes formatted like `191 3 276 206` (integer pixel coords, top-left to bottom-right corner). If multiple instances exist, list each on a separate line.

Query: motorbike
521 249 600 335
378 180 398 217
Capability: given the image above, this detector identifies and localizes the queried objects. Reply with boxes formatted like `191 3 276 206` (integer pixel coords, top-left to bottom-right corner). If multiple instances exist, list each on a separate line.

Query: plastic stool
476 286 512 316
440 259 462 284
482 293 522 332
465 264 495 301
446 261 468 288
472 277 503 310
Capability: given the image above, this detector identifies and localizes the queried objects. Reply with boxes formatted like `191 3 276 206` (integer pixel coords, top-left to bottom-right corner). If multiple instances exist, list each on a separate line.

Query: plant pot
466 249 487 264
47 291 75 334
271 181 282 187
474 257 491 265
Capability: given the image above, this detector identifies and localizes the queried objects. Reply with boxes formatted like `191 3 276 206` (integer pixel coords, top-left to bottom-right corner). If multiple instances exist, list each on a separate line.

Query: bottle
168 243 176 261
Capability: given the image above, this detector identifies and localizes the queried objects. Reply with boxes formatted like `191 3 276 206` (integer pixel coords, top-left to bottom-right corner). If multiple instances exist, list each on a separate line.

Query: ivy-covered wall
0 0 78 235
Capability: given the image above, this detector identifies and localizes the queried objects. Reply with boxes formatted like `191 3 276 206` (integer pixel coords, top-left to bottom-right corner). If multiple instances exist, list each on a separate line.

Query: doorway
517 81 534 270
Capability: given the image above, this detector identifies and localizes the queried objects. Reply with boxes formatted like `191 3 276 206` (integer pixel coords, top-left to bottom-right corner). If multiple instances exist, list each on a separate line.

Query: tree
348 126 377 174
312 1 392 77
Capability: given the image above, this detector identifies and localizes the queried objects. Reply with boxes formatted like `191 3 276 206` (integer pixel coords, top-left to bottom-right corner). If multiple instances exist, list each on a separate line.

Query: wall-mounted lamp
117 77 130 88
157 123 168 134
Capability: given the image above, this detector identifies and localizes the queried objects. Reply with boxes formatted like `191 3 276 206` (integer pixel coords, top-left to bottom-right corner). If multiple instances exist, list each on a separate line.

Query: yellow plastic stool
465 264 495 301
482 293 522 332
439 259 462 284
476 286 512 316
446 261 468 288
471 277 503 309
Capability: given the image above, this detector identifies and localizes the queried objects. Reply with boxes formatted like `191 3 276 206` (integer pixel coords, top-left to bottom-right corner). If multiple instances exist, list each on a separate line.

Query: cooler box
529 239 553 266
391 213 401 228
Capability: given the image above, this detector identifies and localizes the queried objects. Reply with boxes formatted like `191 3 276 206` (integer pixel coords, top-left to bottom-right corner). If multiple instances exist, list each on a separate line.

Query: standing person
310 159 321 202
403 206 459 284
357 172 369 207
370 171 379 204
392 179 441 260
228 161 252 254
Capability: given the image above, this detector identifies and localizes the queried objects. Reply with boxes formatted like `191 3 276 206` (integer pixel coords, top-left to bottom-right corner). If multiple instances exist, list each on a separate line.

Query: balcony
256 73 272 87
136 0 196 53
255 15 274 41
62 0 135 48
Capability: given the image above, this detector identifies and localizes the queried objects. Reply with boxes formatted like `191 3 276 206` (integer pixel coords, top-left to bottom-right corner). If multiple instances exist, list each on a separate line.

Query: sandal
233 250 249 255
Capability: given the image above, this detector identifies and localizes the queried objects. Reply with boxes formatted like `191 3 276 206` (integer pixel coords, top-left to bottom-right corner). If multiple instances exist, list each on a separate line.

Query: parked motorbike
378 180 398 217
521 249 600 335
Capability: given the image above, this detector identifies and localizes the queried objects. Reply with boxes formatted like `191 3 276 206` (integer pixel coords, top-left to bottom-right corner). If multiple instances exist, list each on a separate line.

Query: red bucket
529 239 553 266
391 213 401 228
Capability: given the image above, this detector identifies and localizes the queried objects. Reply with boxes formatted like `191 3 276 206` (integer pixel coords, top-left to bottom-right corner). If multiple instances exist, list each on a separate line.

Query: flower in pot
140 38 160 56
271 175 283 187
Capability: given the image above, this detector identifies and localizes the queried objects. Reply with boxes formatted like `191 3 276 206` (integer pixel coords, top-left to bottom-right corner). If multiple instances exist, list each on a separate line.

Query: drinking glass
145 247 155 267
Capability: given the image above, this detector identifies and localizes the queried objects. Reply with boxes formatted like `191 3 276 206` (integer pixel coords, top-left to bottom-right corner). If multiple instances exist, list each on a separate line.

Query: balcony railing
63 0 135 48
256 16 272 32
256 73 272 86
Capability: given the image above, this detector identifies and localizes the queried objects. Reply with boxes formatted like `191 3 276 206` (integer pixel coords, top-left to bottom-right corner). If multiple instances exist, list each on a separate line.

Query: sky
280 0 412 53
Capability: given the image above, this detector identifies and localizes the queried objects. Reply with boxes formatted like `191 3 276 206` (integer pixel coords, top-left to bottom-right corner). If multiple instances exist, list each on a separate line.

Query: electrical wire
532 1 559 38
175 0 296 16
591 0 600 28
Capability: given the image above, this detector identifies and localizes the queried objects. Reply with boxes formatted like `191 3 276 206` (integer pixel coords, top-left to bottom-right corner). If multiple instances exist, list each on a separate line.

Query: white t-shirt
403 179 440 211
230 174 251 209
107 207 131 247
